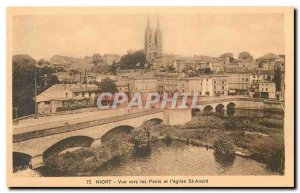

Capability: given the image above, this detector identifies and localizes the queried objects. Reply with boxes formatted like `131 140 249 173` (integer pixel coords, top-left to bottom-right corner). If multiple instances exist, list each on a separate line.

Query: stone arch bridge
13 109 192 169
191 97 264 116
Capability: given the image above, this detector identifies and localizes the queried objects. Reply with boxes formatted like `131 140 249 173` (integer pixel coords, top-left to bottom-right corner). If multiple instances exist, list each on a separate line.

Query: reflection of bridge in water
12 96 283 170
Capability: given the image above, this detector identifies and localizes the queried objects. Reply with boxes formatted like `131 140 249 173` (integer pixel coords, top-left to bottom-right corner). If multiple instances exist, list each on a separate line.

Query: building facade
259 81 276 99
226 71 250 95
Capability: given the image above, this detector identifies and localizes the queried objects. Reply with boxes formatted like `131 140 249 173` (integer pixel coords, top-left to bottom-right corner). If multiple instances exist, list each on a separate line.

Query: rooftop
257 53 281 60
36 84 99 102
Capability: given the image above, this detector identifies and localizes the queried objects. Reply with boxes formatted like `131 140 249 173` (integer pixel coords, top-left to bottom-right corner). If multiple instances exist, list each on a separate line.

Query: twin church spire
144 14 163 63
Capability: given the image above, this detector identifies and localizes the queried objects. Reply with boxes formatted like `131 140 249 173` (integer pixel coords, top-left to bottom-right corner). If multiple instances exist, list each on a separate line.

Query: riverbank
145 112 284 174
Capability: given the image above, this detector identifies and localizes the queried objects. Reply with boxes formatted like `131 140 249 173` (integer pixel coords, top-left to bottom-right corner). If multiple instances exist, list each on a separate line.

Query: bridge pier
223 108 227 116
29 155 44 169
163 109 191 125
90 138 102 148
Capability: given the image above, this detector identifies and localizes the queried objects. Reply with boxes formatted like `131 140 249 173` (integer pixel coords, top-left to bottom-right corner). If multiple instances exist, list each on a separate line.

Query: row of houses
35 69 283 115
128 70 283 100
161 53 285 74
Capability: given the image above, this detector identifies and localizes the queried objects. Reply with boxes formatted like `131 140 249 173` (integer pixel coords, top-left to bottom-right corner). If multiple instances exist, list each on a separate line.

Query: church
144 14 165 69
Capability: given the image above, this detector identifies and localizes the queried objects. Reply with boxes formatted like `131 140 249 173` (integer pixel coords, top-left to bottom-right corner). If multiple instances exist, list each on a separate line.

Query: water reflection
214 152 235 167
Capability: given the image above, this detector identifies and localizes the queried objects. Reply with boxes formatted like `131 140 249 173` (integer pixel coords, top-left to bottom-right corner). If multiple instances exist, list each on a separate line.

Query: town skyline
13 13 284 60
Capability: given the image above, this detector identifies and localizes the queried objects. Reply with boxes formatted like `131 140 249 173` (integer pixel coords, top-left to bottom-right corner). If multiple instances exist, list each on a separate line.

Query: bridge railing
13 109 163 143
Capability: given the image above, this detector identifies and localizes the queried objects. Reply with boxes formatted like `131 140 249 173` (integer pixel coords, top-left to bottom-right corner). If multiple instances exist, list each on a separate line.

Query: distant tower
144 14 163 64
154 16 163 56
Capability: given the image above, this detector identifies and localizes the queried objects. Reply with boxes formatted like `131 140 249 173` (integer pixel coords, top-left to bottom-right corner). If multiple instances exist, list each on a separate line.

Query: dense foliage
132 127 151 155
97 78 118 94
12 55 59 118
213 135 235 156
119 50 146 69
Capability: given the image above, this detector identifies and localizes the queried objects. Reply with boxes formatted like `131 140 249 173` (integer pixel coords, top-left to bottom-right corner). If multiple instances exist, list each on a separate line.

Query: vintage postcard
6 7 294 187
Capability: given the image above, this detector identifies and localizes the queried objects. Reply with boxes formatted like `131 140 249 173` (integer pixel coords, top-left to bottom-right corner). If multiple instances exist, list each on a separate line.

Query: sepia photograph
6 6 294 187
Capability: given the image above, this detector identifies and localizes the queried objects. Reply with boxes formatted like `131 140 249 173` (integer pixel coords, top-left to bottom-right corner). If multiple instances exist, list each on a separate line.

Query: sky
12 13 284 60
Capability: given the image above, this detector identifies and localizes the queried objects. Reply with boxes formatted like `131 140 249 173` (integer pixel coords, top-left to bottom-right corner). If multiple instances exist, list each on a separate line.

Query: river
94 141 275 176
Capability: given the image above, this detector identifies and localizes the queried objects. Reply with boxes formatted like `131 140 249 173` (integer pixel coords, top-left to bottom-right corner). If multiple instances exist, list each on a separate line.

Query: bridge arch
203 105 213 113
101 125 134 143
13 152 31 171
142 118 163 126
216 104 225 115
43 135 94 161
227 102 236 116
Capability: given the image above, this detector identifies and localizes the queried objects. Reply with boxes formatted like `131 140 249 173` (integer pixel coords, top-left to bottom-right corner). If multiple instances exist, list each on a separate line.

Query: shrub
164 133 172 145
213 135 235 156
132 127 151 155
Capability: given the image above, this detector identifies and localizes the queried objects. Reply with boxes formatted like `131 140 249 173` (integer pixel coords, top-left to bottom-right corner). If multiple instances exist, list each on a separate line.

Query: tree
92 53 102 65
119 50 146 69
110 63 120 74
204 68 212 74
273 66 282 91
238 52 253 60
97 78 118 94
220 53 235 63
13 55 36 118
37 59 45 66
220 53 234 59
13 55 60 118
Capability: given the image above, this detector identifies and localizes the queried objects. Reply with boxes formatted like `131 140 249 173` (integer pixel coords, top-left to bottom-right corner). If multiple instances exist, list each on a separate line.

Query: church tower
144 14 163 64
154 16 163 57
144 14 154 63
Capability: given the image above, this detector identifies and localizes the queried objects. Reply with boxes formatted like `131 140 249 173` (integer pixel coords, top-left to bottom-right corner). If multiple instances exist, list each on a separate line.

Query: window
266 88 268 91
222 86 224 90
214 86 216 89
246 78 248 82
89 92 92 97
222 91 224 95
222 81 224 84
82 92 84 97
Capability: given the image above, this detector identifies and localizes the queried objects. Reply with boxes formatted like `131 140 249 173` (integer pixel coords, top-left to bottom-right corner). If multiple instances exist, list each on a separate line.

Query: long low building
36 84 100 114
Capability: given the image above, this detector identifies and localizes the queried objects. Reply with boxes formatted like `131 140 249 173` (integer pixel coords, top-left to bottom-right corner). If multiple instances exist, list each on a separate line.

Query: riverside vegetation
42 111 284 176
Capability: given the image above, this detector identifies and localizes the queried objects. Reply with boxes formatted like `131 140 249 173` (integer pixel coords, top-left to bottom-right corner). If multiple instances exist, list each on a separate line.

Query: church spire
146 12 151 32
156 15 160 32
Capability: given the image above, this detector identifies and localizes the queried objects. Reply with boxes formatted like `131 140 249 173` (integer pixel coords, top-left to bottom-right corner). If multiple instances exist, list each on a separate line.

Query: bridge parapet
13 109 163 143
